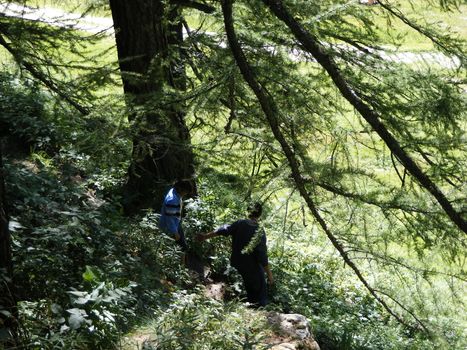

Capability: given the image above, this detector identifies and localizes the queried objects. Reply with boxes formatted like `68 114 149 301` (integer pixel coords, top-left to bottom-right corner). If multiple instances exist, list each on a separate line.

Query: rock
204 282 226 301
267 312 320 350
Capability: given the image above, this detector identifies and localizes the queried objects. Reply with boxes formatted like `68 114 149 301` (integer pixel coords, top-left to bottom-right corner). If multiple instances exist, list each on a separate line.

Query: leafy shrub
5 156 187 348
139 290 268 350
0 72 57 153
267 252 442 350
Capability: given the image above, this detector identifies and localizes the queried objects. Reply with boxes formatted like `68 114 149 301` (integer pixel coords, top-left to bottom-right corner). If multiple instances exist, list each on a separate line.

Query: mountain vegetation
0 0 465 349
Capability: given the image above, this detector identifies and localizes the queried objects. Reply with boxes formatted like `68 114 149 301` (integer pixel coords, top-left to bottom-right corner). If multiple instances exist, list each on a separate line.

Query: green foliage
1 0 465 349
61 280 137 346
19 280 138 349
268 256 414 350
4 151 186 348
136 291 268 350
0 72 57 153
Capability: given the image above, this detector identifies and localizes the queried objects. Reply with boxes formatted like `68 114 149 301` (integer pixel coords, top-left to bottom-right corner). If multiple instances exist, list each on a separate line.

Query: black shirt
215 219 268 268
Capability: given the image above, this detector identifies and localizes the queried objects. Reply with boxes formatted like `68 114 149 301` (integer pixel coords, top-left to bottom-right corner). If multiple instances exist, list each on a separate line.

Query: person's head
247 202 263 219
174 179 193 197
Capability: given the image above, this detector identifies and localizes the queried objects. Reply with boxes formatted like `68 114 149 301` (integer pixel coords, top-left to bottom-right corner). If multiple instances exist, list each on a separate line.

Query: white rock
267 312 320 350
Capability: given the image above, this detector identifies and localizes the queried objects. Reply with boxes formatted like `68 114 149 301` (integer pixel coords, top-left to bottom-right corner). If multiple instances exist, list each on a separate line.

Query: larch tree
108 0 210 214
0 1 117 116
0 0 464 339
175 0 466 333
1 0 194 214
0 4 118 345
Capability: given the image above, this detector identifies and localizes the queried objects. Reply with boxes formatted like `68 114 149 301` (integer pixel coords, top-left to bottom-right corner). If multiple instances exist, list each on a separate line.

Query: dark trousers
236 264 267 307
176 225 188 252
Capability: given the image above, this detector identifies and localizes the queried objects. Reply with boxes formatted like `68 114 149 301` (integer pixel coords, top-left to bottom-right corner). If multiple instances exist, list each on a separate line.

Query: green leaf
67 291 87 297
68 313 85 330
60 324 70 333
51 303 63 314
8 220 23 232
74 295 91 305
83 265 99 283
0 310 12 318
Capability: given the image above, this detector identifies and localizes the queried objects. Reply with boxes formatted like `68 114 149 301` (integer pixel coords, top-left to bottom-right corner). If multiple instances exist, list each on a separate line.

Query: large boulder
266 312 320 350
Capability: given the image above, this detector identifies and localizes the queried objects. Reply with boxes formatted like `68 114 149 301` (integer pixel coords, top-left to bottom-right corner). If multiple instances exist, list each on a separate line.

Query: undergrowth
1 71 464 350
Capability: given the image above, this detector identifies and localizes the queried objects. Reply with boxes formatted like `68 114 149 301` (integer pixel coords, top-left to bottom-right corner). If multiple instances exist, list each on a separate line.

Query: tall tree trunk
0 142 18 347
109 0 196 214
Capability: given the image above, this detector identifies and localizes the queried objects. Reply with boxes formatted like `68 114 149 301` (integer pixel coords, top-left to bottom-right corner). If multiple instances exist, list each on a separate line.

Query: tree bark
109 0 196 214
0 142 18 347
221 0 426 332
260 0 466 234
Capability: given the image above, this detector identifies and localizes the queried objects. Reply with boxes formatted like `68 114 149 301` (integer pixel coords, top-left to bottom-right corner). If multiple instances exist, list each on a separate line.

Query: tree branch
0 33 89 115
349 248 467 283
316 181 436 214
373 289 429 333
221 0 420 332
171 0 215 13
377 0 461 57
260 0 466 234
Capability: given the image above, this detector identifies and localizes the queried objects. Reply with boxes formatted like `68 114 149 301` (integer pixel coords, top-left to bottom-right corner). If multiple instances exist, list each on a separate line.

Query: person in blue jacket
159 180 193 257
197 202 274 307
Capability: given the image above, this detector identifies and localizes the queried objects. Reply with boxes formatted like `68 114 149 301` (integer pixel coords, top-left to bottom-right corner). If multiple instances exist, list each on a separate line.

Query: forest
0 0 465 349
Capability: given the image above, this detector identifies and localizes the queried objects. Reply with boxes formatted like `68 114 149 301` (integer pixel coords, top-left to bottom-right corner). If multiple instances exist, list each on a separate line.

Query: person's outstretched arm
196 231 219 242
197 223 236 241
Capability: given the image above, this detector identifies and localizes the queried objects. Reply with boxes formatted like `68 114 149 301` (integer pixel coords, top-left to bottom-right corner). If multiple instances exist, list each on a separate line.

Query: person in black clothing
197 202 274 307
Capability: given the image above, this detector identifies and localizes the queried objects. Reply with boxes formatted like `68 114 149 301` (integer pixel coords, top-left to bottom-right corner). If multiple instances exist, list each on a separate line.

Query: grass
121 295 273 350
13 0 467 52
367 0 467 51
23 0 111 17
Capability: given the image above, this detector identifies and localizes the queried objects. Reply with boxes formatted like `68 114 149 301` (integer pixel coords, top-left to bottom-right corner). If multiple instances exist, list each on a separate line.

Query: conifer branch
171 0 215 14
316 181 437 214
377 0 464 61
391 152 406 187
349 249 467 282
0 33 90 115
221 0 422 332
260 0 466 234
373 288 429 333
